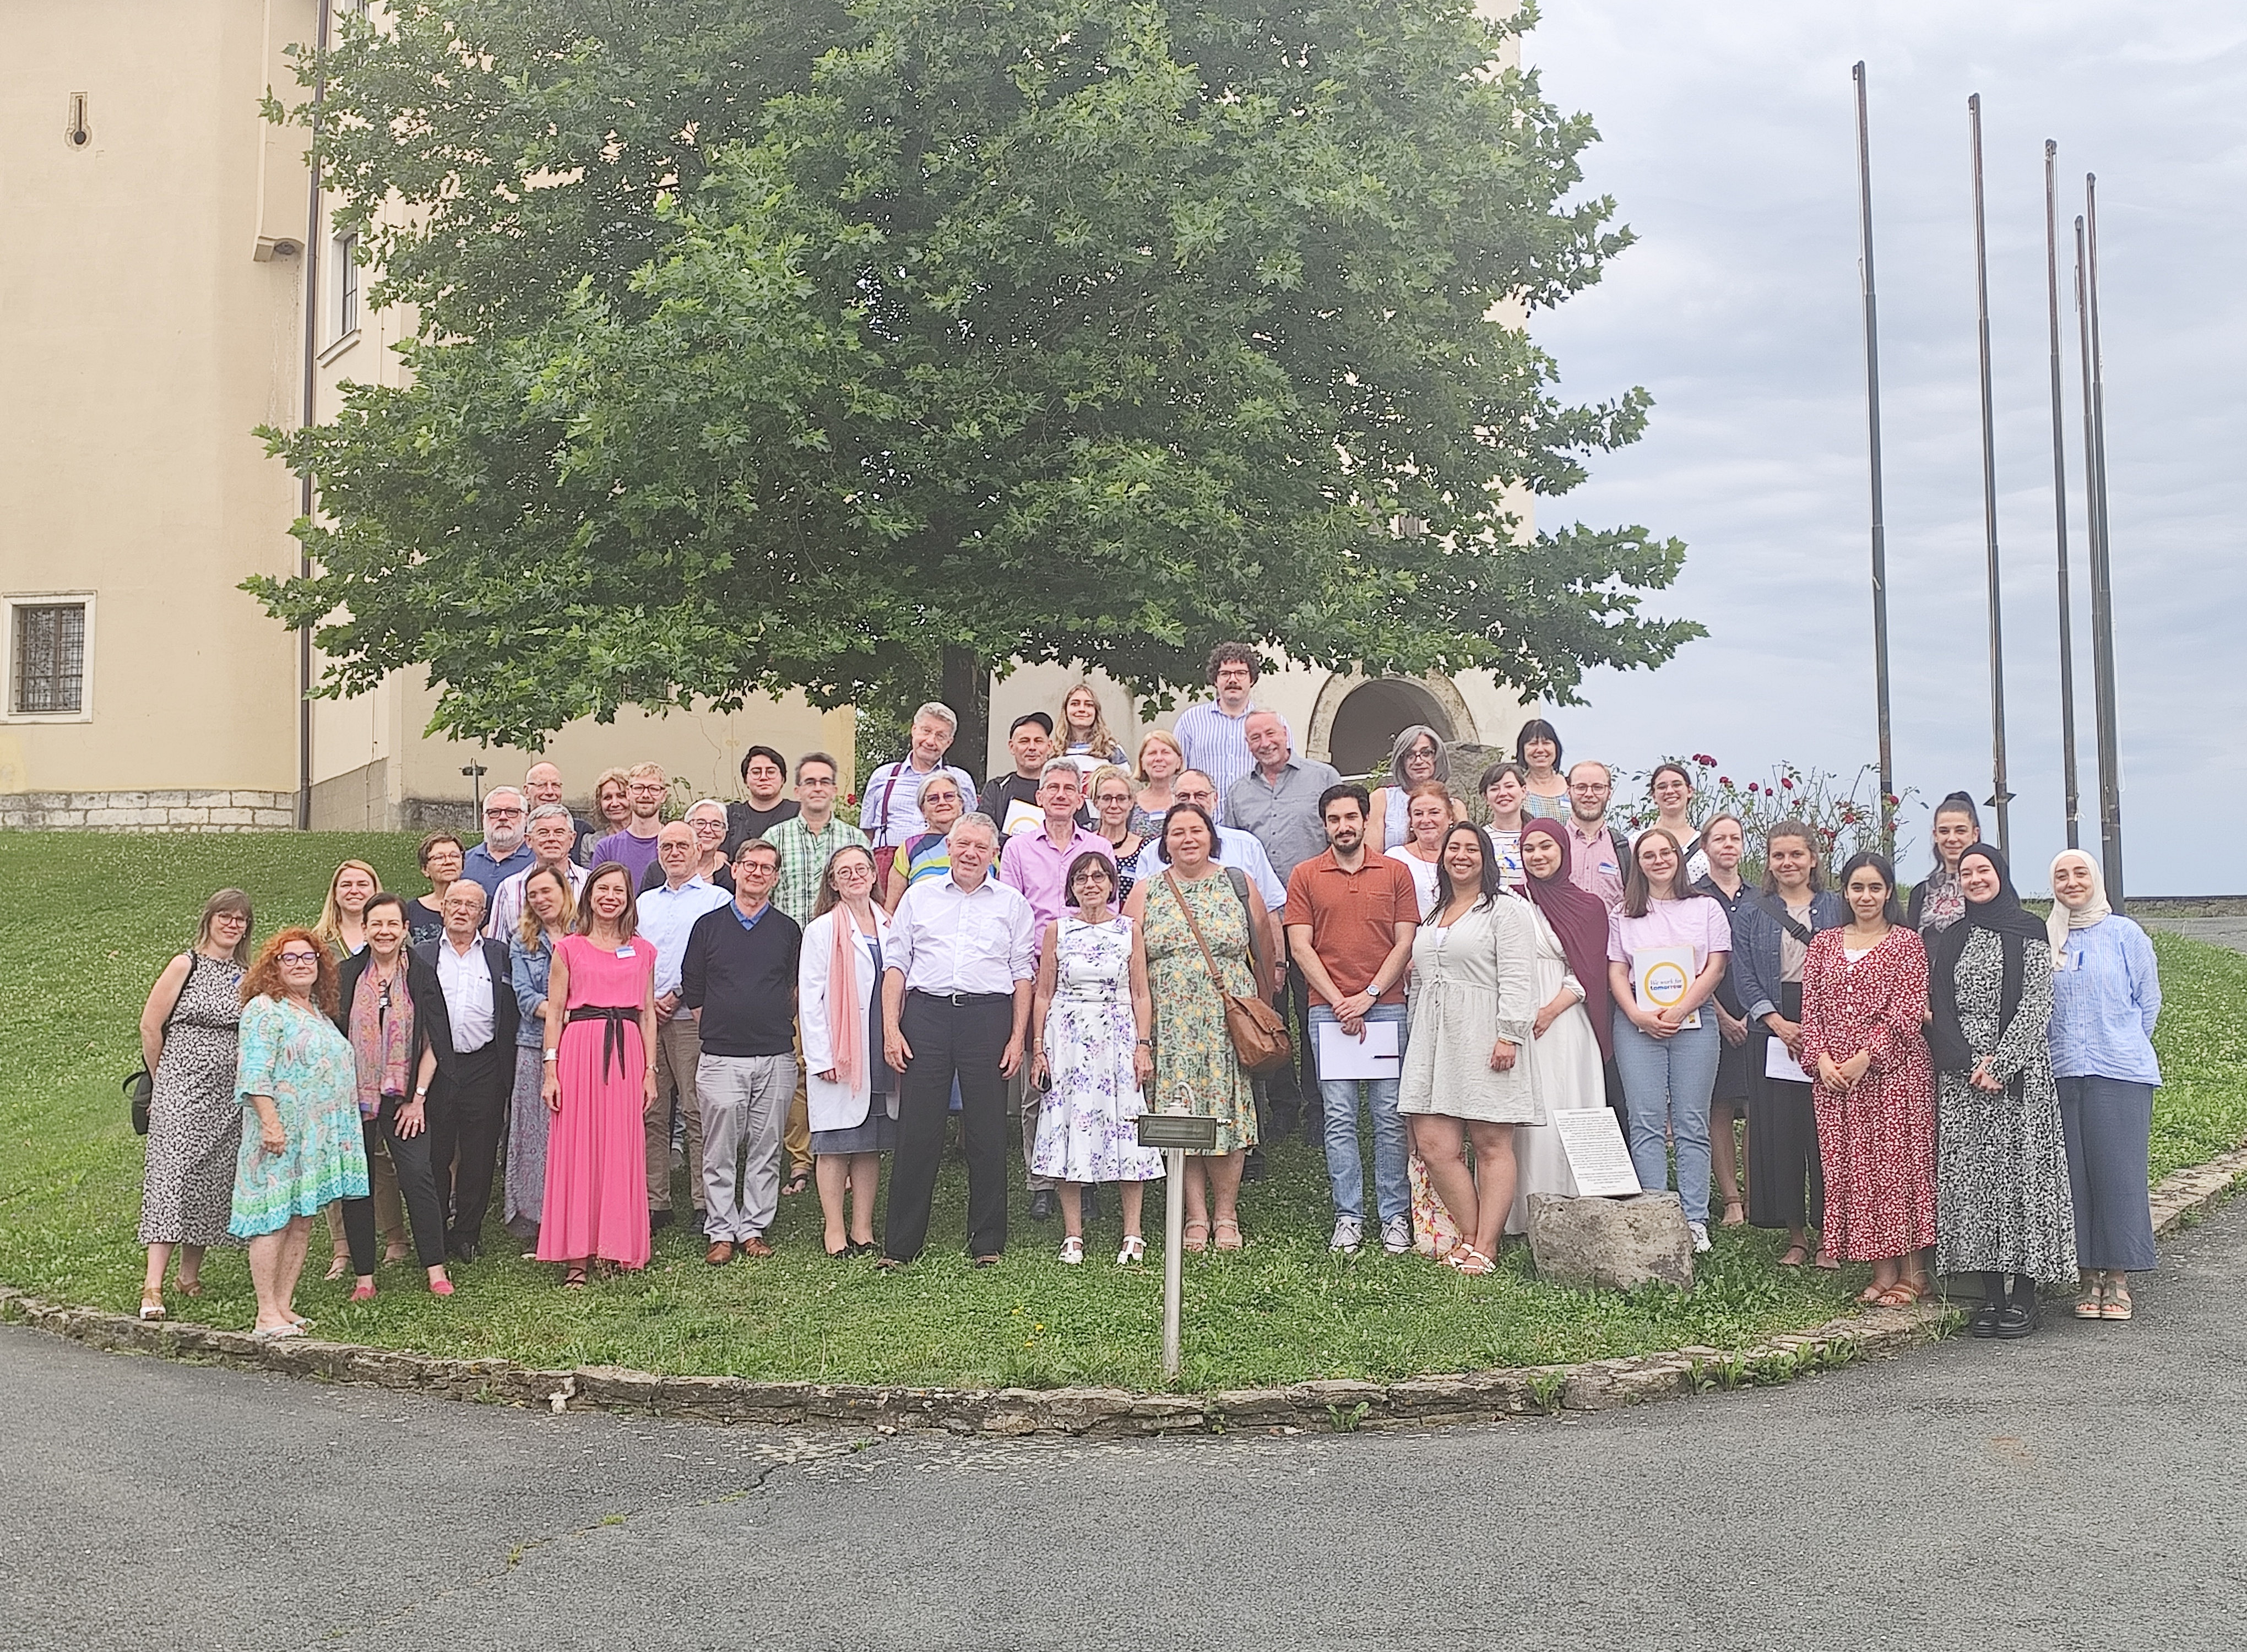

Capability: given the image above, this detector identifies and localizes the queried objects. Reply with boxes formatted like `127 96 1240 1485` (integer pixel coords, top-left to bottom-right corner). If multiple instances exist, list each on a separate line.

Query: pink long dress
536 933 656 1268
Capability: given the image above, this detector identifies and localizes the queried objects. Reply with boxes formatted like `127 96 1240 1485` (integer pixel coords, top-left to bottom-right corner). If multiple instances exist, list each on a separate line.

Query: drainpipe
296 0 330 830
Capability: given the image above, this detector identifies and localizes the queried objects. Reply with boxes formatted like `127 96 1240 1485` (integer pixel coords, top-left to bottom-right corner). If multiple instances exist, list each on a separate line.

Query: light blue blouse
2048 915 2161 1085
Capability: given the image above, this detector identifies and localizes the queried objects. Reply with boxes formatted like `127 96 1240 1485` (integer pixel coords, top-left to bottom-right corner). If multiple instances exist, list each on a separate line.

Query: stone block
190 790 231 806
147 790 191 807
208 807 256 825
167 808 211 825
1527 1192 1695 1291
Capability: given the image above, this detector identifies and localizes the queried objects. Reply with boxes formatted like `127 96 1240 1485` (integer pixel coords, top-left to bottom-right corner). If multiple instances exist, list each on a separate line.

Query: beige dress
1399 898 1540 1123
1508 903 1608 1232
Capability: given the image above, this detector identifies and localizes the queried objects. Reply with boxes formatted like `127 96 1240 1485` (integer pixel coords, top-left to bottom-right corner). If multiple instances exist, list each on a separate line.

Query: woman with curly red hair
226 929 367 1338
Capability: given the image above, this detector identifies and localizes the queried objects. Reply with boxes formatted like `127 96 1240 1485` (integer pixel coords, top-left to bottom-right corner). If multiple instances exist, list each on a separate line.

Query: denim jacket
1729 889 1848 1023
508 932 554 1050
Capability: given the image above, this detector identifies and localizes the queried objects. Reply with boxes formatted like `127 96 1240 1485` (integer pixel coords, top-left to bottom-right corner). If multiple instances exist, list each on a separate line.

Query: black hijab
1926 844 2048 1074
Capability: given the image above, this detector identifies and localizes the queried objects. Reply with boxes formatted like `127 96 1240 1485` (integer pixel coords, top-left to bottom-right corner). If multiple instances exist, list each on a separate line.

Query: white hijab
2047 849 2113 964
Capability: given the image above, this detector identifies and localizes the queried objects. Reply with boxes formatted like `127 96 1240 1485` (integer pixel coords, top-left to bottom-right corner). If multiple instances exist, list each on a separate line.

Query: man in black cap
979 712 1087 846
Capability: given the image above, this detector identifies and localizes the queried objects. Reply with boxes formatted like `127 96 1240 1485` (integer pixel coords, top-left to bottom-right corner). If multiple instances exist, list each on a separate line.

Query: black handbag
125 953 199 1135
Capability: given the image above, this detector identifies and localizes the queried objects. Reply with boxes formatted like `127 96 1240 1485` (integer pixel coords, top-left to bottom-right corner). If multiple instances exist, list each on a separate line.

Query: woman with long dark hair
1800 852 1935 1305
1397 824 1539 1274
1929 845 2075 1338
1606 828 1731 1251
1732 820 1847 1266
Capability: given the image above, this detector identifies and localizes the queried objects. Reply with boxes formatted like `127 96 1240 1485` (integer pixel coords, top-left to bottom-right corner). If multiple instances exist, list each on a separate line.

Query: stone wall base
0 790 296 832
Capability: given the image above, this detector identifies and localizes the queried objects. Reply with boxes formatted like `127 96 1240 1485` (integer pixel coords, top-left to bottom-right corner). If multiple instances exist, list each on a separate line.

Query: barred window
13 602 85 714
337 233 359 338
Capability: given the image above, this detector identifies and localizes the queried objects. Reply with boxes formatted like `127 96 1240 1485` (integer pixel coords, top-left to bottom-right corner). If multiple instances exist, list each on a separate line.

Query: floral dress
227 995 368 1238
1799 927 1936 1260
1032 917 1166 1184
1934 931 2077 1284
1141 873 1258 1154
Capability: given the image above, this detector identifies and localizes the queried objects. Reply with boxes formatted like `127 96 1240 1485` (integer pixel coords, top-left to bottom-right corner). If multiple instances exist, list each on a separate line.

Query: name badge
616 945 636 959
2060 948 2080 972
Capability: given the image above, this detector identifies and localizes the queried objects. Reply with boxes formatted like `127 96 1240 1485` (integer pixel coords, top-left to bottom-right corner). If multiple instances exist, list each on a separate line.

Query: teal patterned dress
227 995 368 1238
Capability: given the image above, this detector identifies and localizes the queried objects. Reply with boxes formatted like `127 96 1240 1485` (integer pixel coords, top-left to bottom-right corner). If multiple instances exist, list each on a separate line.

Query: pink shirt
1565 815 1625 914
1608 896 1733 997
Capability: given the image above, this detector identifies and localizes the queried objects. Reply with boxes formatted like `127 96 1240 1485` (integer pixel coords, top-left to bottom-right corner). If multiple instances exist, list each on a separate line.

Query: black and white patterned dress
137 953 248 1247
1934 930 2077 1284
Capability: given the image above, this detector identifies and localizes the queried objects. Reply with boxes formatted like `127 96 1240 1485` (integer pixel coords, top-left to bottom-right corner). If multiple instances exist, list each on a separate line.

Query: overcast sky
1518 2 2245 893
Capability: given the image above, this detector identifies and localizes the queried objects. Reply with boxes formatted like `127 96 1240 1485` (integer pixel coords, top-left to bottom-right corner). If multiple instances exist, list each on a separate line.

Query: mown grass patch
3 831 2237 1390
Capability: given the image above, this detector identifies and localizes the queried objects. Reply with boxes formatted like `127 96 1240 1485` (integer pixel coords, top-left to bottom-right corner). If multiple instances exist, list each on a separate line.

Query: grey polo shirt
1226 757 1343 883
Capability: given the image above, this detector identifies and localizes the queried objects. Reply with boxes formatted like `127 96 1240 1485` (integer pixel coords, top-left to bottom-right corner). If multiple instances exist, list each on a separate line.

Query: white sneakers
1689 1222 1711 1254
1329 1216 1364 1256
1381 1216 1413 1256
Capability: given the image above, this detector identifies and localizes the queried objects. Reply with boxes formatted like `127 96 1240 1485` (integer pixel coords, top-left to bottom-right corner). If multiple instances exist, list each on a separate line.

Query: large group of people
132 651 2164 1345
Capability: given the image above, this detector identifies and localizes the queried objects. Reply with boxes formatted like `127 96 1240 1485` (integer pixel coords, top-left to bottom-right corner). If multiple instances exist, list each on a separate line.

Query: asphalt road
10 1200 2246 1652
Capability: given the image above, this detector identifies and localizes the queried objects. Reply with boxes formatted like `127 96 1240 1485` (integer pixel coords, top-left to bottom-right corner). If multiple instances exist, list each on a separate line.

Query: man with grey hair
484 803 587 941
1227 709 1339 1133
459 786 532 900
859 702 977 892
639 820 734 1235
413 877 518 1263
879 813 1036 1266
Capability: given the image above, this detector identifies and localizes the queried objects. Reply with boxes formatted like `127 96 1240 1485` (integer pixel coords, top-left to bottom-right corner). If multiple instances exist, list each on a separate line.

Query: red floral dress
1799 927 1936 1260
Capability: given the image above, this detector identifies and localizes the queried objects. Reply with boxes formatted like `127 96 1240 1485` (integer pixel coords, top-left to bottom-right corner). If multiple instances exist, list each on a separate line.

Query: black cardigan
332 947 444 1085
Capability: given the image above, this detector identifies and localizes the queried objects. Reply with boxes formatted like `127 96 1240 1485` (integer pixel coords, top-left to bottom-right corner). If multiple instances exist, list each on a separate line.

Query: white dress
1385 847 1441 919
1508 903 1610 1232
1032 917 1166 1184
1398 899 1540 1123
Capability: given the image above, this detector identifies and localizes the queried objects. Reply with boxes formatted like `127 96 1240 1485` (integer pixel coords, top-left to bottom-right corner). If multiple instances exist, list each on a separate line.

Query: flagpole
1969 94 2011 856
2043 140 2081 850
1854 63 1896 849
2083 176 2127 905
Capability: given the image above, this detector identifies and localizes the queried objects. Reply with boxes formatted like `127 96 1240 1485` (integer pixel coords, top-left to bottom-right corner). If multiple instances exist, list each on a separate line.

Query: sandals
251 1322 306 1342
1777 1243 1810 1268
561 1265 588 1290
781 1169 813 1197
2102 1288 2134 1322
2075 1276 2108 1319
1718 1199 1746 1229
1213 1219 1244 1252
1058 1236 1085 1265
1444 1245 1496 1276
1182 1220 1211 1254
139 1290 166 1322
1117 1235 1147 1266
1872 1281 1924 1309
323 1255 349 1283
176 1279 204 1300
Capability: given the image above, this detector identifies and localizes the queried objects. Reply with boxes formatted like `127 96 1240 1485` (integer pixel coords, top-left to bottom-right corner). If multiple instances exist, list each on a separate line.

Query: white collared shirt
888 874 1037 996
435 936 495 1053
638 875 735 998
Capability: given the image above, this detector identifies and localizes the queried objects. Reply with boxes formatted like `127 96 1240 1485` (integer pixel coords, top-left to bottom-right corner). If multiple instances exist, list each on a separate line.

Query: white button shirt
637 875 735 998
435 937 495 1053
888 873 1036 996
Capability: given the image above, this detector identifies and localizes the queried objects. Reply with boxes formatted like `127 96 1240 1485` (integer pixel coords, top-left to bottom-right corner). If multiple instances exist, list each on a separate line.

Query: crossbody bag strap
1164 870 1231 995
1753 892 1818 945
161 952 200 1038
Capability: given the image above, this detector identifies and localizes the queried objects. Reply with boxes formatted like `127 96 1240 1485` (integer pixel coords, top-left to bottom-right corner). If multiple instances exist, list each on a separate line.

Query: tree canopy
251 0 1701 758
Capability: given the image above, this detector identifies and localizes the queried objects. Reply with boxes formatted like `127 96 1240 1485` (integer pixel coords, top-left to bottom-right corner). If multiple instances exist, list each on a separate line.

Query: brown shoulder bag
1164 871 1291 1075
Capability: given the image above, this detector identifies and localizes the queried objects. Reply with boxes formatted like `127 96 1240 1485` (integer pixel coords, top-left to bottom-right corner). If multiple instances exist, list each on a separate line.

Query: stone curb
4 1145 2239 1439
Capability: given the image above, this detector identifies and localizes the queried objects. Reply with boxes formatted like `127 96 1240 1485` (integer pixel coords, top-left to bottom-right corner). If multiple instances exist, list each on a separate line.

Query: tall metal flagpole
1854 63 1896 850
2083 176 2127 905
2043 142 2082 850
1968 95 2011 857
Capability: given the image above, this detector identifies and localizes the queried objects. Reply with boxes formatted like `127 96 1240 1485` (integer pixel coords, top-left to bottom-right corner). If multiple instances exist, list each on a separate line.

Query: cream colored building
2 2 1532 832
0 0 846 833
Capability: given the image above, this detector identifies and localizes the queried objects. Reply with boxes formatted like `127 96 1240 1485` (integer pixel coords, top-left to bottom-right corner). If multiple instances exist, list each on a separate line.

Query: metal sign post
1136 1111 1218 1381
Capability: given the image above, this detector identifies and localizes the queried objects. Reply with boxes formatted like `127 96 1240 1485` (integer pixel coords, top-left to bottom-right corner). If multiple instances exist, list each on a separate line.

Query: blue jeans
1610 1010 1719 1226
1312 1002 1410 1226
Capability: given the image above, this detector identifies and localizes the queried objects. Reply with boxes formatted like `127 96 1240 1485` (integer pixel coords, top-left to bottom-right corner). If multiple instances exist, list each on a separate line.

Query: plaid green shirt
759 813 871 926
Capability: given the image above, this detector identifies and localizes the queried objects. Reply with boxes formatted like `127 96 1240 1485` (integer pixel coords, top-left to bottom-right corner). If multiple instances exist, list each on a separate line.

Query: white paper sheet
1551 1108 1643 1198
1764 1038 1811 1084
1315 1018 1402 1080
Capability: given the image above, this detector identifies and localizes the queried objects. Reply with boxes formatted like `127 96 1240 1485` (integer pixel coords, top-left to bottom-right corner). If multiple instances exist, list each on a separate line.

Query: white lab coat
799 906 897 1133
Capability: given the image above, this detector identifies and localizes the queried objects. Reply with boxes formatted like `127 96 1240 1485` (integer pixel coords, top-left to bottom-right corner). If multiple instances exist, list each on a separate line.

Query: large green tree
252 0 1699 767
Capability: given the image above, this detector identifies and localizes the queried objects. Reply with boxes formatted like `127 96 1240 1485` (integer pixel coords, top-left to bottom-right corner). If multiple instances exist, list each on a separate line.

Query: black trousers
883 992 1012 1264
1747 982 1825 1231
1267 960 1317 1110
340 1095 449 1274
428 1041 509 1246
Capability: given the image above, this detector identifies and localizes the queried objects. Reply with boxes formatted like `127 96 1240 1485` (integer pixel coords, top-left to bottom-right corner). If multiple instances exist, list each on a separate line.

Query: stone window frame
3 591 95 723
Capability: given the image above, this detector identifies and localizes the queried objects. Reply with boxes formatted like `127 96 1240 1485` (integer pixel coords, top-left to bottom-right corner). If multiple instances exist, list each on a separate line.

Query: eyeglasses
484 806 524 819
1570 782 1611 795
277 950 321 966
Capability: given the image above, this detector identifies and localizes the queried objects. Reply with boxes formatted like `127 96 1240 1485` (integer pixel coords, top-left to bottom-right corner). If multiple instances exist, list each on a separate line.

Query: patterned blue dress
227 996 369 1238
1032 917 1166 1184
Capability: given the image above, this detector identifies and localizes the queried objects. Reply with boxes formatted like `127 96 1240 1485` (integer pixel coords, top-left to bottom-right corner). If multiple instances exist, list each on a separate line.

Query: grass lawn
4 830 2240 1392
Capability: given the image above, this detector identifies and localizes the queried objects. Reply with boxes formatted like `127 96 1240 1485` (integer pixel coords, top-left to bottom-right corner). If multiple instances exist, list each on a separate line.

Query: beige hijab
2047 849 2113 965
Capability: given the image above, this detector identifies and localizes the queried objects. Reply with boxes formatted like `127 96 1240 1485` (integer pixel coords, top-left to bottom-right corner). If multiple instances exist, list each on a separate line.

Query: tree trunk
940 644 990 780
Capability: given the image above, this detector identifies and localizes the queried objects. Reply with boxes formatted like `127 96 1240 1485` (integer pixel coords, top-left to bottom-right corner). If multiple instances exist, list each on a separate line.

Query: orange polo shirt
1283 849 1418 1008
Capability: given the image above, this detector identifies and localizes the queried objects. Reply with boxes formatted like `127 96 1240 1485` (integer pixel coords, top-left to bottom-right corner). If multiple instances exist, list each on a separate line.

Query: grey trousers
697 1052 796 1241
1013 1064 1051 1192
647 1012 705 1213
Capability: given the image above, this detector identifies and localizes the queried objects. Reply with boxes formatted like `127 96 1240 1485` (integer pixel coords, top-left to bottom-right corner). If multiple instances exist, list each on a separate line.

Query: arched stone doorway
1309 674 1478 778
